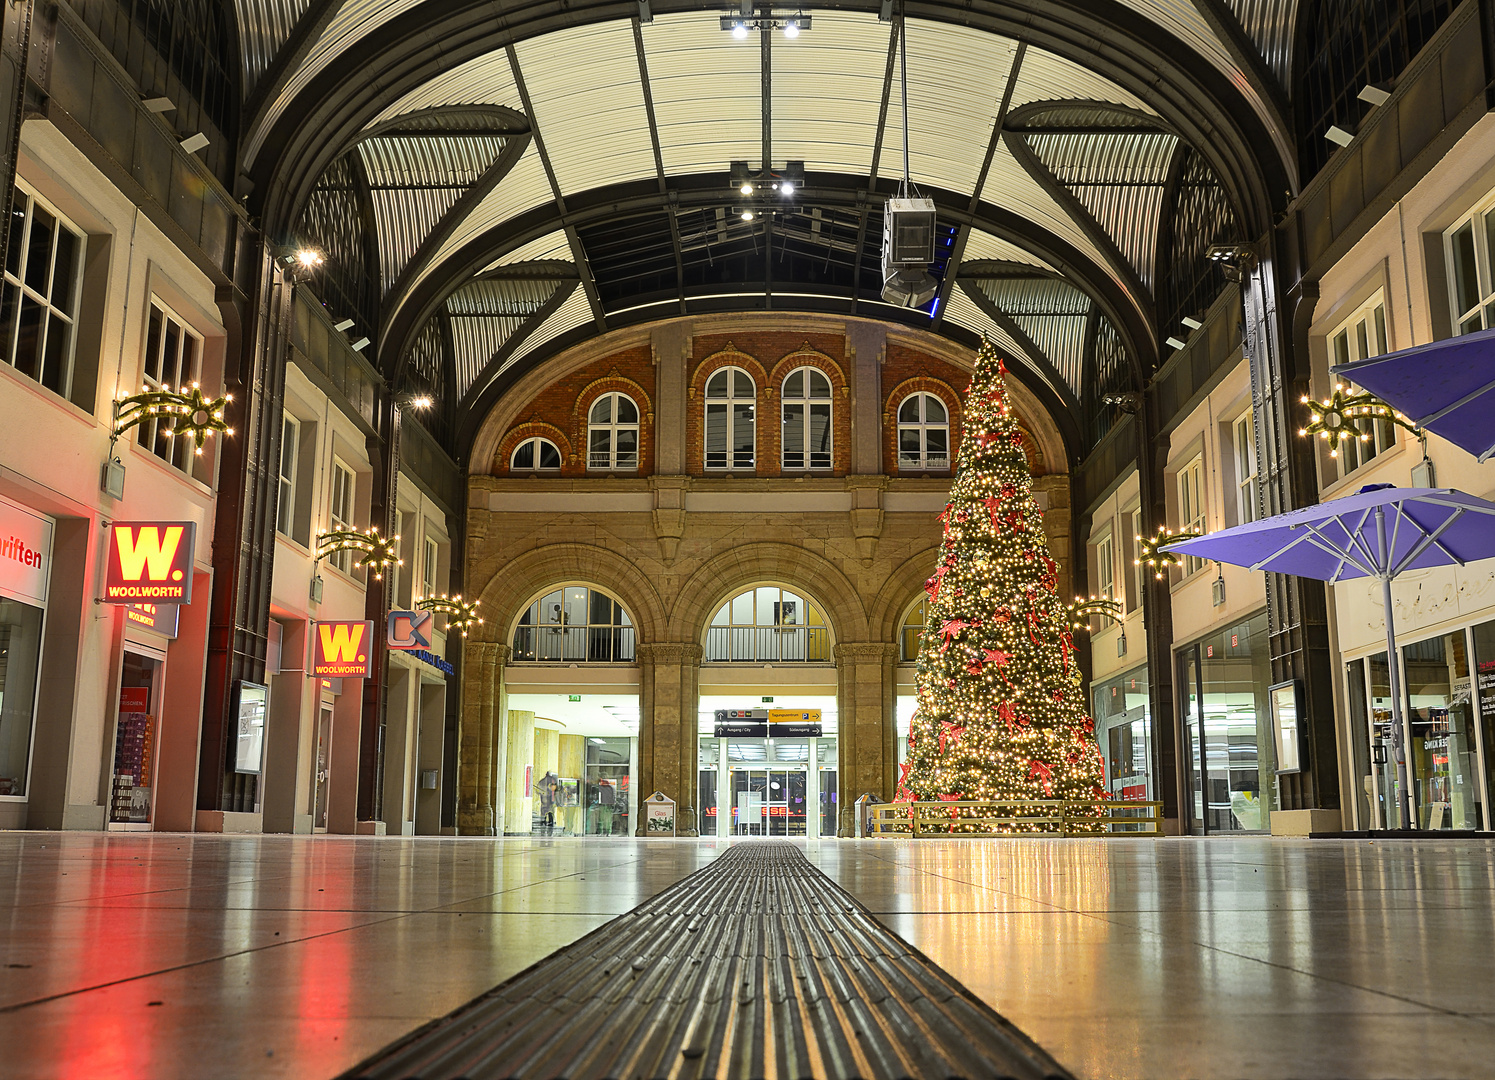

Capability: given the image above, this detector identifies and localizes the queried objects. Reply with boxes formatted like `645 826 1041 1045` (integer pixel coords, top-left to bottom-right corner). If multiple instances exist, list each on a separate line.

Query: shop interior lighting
416 593 483 637
113 381 234 455
314 526 402 580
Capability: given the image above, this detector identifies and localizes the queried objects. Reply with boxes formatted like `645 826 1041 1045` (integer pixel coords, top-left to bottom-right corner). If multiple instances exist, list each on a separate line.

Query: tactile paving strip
343 842 1073 1080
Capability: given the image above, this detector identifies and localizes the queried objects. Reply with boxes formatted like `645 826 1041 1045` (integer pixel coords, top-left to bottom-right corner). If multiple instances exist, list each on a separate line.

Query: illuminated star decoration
114 382 234 455
315 526 402 580
416 593 484 637
1299 384 1418 457
1136 526 1201 580
1065 595 1123 632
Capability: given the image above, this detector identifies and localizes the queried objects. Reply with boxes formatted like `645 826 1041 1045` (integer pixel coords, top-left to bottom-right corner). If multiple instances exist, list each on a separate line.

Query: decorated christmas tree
899 338 1107 828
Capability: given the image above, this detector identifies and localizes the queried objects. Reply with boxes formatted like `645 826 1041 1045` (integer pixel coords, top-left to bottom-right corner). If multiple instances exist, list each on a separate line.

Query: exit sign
761 696 774 703
568 694 581 702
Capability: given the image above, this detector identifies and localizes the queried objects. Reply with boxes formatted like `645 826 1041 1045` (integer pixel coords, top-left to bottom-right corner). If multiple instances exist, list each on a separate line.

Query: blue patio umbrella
1162 484 1495 829
1330 326 1495 461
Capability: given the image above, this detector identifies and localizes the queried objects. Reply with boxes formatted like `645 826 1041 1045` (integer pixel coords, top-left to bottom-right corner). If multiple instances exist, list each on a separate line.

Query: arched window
510 436 562 472
781 367 832 470
704 367 756 469
705 585 830 662
897 393 949 471
899 597 929 661
588 393 639 470
512 585 635 662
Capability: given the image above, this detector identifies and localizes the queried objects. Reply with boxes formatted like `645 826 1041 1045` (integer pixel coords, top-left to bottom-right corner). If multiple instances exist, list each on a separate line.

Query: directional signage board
104 522 196 604
311 620 374 678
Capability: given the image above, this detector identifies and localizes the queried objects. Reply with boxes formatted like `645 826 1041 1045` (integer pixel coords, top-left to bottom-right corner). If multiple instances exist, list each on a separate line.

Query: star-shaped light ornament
1299 385 1418 457
114 382 234 455
416 593 483 637
1065 595 1123 632
315 526 402 580
1136 526 1201 580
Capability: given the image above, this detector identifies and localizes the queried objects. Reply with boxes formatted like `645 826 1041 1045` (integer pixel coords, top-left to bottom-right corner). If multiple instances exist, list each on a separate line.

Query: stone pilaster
457 640 506 835
834 642 898 836
636 642 704 835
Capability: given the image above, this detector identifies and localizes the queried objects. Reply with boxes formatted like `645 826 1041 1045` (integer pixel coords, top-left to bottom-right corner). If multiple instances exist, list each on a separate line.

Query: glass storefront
0 597 44 798
698 735 837 838
1176 611 1276 833
1092 666 1152 800
582 736 630 835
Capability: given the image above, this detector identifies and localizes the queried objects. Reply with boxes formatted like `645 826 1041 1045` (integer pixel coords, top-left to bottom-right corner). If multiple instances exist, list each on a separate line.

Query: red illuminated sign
310 620 374 678
104 522 196 604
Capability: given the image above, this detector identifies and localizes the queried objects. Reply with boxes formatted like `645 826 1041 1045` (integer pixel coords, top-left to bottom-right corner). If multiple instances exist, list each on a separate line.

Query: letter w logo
320 622 365 663
115 526 184 581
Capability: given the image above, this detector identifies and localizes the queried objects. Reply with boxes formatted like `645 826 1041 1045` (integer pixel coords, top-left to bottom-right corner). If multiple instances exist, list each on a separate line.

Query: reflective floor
2 834 1493 1079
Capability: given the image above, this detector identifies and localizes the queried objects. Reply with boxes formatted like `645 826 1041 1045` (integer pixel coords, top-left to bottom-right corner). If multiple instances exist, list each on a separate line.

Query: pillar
504 708 536 834
380 662 418 836
558 734 586 834
834 642 898 836
636 642 702 835
457 640 505 834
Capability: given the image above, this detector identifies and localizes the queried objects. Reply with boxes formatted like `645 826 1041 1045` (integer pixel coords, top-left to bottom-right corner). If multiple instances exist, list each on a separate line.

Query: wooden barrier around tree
866 799 1164 837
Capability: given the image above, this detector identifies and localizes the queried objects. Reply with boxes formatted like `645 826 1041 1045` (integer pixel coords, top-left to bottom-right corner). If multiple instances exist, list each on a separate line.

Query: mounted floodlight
1324 124 1354 147
1166 335 1187 350
334 318 355 331
783 16 800 37
732 20 749 38
741 210 755 221
740 182 753 195
1181 315 1203 330
1358 83 1392 107
351 336 371 351
180 132 209 154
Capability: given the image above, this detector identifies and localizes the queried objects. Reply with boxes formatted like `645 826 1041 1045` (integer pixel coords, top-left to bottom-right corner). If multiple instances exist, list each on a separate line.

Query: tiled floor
2 834 1494 1079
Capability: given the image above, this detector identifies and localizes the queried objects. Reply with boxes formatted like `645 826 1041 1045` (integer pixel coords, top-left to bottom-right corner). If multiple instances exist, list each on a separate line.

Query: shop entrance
312 704 333 832
699 710 837 838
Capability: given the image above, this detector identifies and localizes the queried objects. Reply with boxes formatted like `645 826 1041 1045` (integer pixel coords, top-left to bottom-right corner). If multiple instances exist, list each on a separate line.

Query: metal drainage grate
343 843 1073 1080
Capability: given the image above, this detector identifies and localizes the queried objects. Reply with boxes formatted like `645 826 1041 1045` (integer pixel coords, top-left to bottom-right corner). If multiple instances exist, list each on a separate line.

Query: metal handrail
866 799 1164 837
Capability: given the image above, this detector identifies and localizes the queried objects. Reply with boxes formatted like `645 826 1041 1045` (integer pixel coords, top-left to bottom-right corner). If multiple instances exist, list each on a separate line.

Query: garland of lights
1065 595 1123 632
416 594 483 637
113 383 233 454
1299 386 1418 457
899 336 1109 834
315 527 402 580
1136 526 1201 580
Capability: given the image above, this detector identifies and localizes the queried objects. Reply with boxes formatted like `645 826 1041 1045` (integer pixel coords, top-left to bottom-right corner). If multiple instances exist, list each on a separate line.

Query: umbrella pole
1380 573 1415 830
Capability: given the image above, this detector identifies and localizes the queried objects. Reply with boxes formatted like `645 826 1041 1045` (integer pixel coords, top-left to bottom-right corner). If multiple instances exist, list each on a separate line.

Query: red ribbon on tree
938 720 966 753
1028 758 1054 796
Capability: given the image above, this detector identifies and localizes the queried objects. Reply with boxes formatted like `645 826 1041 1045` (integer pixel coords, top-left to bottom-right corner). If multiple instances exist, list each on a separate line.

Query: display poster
124 602 179 638
523 764 533 797
234 682 269 774
104 522 196 604
645 792 676 835
0 494 53 606
310 620 374 678
110 686 155 823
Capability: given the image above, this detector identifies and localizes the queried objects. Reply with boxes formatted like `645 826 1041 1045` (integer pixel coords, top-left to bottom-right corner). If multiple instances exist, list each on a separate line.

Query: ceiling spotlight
741 210 755 221
296 249 323 269
783 18 799 37
740 182 754 195
411 395 433 410
780 180 794 195
732 20 748 38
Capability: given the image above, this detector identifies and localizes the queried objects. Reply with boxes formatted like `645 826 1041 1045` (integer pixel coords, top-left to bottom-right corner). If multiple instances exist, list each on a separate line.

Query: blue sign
408 648 454 677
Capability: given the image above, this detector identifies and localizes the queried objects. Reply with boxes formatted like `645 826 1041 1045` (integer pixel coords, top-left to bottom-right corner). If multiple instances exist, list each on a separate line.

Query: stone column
834 642 898 836
636 642 703 835
504 709 536 834
457 640 505 835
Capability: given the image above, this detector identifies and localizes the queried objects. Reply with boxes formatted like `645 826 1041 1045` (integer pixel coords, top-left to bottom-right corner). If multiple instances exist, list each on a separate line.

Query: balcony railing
703 626 832 663
511 625 636 663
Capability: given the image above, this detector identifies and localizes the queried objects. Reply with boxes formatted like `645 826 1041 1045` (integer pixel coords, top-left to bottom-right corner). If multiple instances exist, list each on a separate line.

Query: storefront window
1177 611 1275 833
0 598 43 797
1403 632 1482 830
1471 621 1495 829
1343 658 1374 829
1092 666 1151 800
583 737 630 835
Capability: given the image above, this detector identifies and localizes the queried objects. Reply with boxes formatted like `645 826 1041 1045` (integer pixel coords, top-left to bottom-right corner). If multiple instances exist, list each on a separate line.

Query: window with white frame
1 184 83 398
510 436 561 471
1095 531 1115 602
1446 199 1495 335
137 300 205 474
1233 411 1259 524
1177 455 1206 576
328 457 355 574
704 367 755 470
588 393 639 470
1128 507 1143 612
781 366 832 470
1326 294 1395 481
423 536 439 598
897 393 950 471
390 510 404 604
276 413 299 538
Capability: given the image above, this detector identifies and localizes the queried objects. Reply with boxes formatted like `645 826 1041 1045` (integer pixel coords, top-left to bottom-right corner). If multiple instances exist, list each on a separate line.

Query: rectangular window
1128 507 1143 613
329 458 355 574
0 184 83 400
423 536 439 599
277 413 299 538
137 300 205 475
1177 455 1206 576
1234 411 1258 524
1325 294 1395 483
1096 533 1115 602
1446 202 1495 335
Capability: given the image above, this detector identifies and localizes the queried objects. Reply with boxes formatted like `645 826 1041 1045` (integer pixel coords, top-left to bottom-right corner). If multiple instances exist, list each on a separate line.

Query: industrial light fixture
728 160 804 220
142 96 175 113
739 182 753 195
351 336 371 352
180 132 209 154
1166 335 1187 350
1325 124 1355 147
880 19 938 309
719 8 810 37
1181 315 1203 330
1358 83 1392 107
1205 243 1257 282
334 318 355 331
741 210 755 221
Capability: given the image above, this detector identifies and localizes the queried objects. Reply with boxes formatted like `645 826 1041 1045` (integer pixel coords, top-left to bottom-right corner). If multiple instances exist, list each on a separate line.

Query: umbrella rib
1297 529 1376 579
1410 375 1495 426
1246 528 1320 571
1390 507 1467 576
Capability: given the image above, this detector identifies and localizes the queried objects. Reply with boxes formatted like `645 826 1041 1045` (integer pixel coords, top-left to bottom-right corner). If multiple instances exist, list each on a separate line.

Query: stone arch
869 548 943 646
670 543 871 646
688 343 767 477
883 376 965 476
471 542 668 648
493 419 573 473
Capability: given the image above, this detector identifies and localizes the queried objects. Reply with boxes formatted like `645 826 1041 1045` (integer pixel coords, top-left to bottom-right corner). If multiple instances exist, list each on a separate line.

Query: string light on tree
314 526 402 580
416 593 483 637
1299 384 1417 457
1136 526 1200 580
900 337 1108 832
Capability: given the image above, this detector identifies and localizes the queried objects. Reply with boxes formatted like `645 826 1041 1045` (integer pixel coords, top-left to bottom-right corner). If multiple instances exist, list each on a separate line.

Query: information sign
104 522 196 604
310 620 374 678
